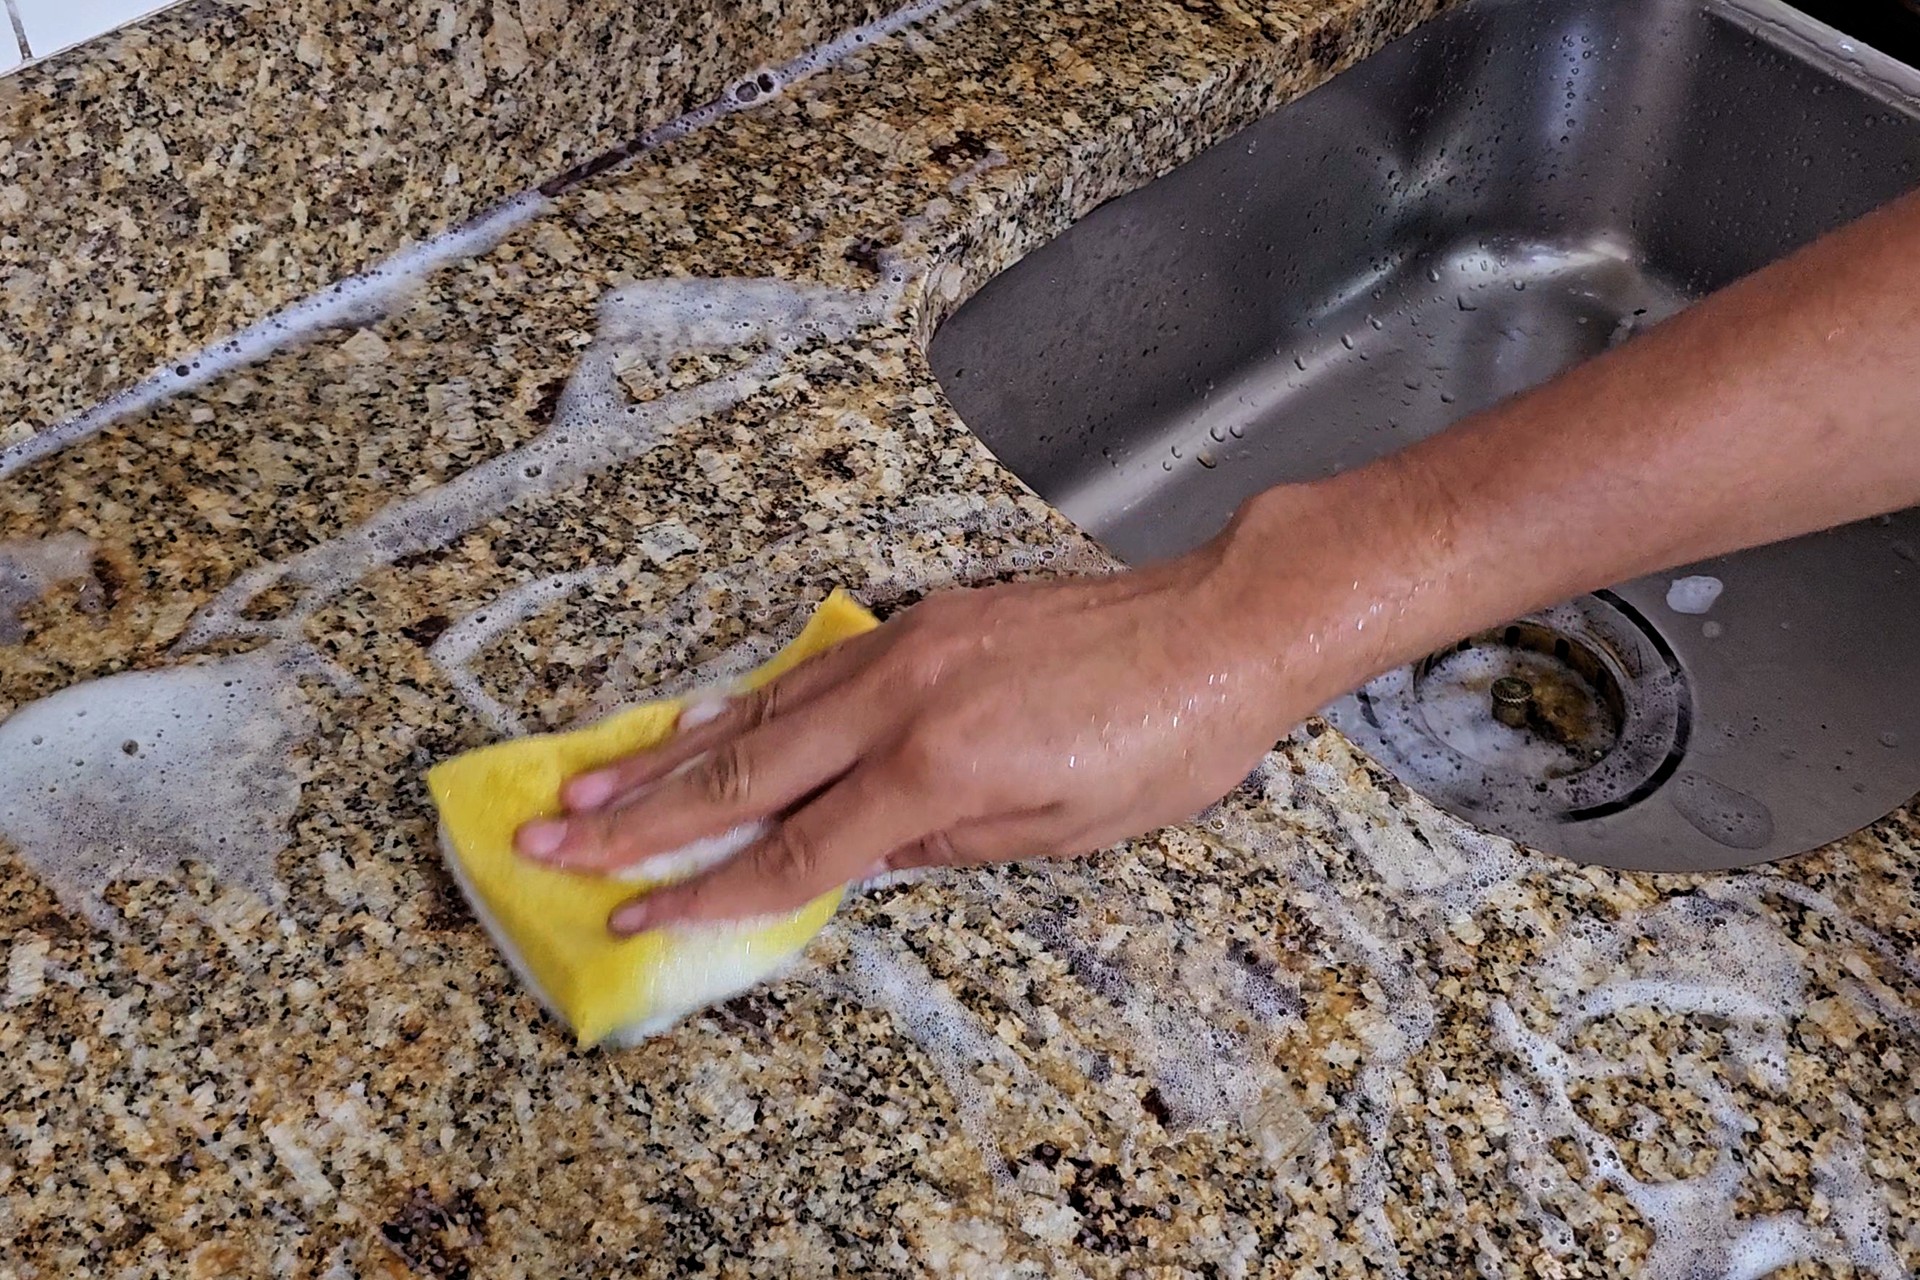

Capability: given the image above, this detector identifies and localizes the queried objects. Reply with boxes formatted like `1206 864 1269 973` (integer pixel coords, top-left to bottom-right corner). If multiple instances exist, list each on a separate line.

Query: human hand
512 502 1366 934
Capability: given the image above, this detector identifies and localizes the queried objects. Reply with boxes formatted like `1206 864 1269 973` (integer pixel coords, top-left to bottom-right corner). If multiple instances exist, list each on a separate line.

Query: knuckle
690 741 753 806
766 821 825 883
739 682 781 728
917 829 962 867
570 813 627 866
890 729 948 788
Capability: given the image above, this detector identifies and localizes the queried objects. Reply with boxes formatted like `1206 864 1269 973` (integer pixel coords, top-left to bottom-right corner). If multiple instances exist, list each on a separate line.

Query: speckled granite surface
0 0 897 444
1 0 1916 1276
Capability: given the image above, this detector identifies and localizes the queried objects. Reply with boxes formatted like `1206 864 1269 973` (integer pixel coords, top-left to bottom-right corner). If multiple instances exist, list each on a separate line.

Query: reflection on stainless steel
932 0 1920 872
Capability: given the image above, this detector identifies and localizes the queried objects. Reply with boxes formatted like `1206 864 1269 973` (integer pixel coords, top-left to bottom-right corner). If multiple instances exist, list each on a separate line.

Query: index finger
608 759 939 933
559 627 886 812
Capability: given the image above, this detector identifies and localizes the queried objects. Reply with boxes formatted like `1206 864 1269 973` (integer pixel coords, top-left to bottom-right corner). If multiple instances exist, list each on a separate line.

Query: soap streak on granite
1 0 1916 1275
0 0 899 442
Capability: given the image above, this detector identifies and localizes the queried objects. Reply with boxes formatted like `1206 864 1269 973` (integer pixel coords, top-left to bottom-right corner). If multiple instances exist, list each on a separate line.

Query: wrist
1195 461 1471 712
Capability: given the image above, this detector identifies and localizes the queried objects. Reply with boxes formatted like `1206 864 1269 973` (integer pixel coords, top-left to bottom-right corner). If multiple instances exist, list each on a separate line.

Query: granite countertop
1 0 1916 1275
0 0 903 444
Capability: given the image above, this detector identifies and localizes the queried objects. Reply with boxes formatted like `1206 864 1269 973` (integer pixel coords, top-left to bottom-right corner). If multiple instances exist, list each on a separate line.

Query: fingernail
518 819 568 859
566 772 618 810
609 900 653 936
679 694 729 732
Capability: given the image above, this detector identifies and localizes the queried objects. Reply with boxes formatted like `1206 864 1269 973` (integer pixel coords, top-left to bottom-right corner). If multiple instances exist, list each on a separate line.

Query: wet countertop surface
2 0 1917 1275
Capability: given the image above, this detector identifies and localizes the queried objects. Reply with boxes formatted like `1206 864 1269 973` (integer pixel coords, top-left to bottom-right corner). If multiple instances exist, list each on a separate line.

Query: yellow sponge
426 590 877 1047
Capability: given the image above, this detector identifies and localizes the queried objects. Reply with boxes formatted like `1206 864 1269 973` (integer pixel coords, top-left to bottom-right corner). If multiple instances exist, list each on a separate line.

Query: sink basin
931 0 1920 872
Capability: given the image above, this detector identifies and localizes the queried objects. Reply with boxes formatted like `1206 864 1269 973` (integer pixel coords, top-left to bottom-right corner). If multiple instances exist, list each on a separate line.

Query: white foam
611 820 764 884
1422 1094 1505 1278
827 924 1042 1175
426 568 616 735
0 532 98 643
0 644 344 930
1017 908 1264 1128
769 0 975 87
1 195 547 480
5 0 992 481
1231 746 1915 1276
537 0 978 197
1413 646 1610 777
178 276 890 653
1665 575 1724 615
1813 1130 1909 1279
1483 888 1912 1279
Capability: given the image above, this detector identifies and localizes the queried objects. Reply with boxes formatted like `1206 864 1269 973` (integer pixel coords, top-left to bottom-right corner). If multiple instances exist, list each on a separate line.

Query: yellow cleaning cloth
426 589 876 1047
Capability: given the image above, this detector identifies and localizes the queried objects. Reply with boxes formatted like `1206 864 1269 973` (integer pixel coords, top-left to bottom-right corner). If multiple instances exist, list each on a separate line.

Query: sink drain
1324 514 1920 875
1330 593 1688 835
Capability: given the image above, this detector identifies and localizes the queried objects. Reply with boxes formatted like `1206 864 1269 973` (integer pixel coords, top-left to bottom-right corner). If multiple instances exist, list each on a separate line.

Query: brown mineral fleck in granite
1 0 1916 1275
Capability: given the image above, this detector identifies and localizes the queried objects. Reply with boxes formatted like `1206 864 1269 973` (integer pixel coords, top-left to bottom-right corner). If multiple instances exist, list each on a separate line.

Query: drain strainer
1324 513 1920 872
1331 593 1687 833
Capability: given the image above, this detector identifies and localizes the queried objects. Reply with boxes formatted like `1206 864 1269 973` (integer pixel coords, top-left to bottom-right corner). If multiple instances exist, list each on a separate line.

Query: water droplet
1667 771 1773 849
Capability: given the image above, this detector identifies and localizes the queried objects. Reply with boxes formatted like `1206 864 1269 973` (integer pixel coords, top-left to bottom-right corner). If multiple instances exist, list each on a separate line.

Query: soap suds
1017 908 1265 1129
1 195 547 481
535 0 980 194
0 645 346 931
178 277 891 653
1488 893 1902 1279
427 568 616 735
827 924 1054 1176
6 0 989 481
0 532 99 643
1413 645 1612 777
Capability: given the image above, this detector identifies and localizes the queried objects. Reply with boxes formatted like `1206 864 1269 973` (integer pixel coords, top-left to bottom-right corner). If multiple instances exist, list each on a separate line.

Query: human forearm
1214 185 1920 705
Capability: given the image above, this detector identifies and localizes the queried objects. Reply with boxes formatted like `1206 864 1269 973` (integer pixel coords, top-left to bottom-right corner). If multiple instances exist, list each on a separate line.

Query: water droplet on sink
1666 575 1723 615
1880 731 1900 749
1667 771 1774 849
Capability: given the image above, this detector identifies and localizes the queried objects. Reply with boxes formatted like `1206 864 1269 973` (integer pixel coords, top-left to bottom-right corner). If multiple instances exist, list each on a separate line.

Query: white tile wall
6 0 176 68
1 8 23 74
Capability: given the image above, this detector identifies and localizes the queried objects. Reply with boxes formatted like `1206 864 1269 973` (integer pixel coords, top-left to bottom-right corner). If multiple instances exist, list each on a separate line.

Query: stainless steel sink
931 0 1920 872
